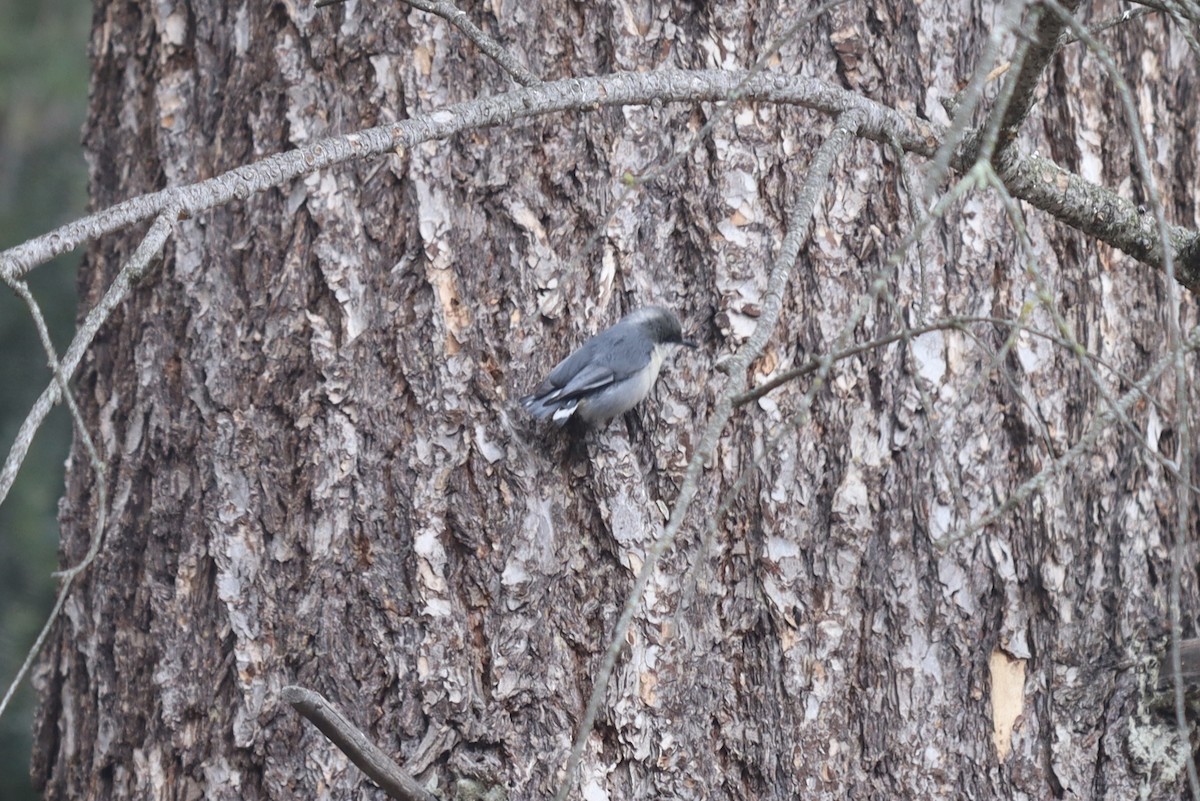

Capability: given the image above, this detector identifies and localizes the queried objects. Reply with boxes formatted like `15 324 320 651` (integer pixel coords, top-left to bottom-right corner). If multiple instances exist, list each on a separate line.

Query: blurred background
0 0 90 796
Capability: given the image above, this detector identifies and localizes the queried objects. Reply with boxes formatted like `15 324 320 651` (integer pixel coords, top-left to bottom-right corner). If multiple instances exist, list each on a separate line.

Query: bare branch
0 71 937 282
282 685 440 801
993 0 1082 154
996 153 1200 289
2 70 1197 290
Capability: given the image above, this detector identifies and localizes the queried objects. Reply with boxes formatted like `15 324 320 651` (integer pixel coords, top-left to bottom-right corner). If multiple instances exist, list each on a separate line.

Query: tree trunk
31 0 1200 798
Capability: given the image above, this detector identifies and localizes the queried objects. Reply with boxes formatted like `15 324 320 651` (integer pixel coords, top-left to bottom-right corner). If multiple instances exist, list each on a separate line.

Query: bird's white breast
629 344 670 400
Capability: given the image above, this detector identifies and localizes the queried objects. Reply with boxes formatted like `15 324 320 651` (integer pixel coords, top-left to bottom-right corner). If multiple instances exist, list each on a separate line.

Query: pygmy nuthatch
521 306 697 427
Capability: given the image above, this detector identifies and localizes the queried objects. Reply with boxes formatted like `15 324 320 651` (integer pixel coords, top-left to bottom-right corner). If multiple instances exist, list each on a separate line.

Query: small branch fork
0 213 174 507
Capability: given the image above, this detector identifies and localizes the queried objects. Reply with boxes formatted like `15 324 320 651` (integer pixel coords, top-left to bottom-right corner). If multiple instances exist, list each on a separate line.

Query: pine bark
31 0 1200 799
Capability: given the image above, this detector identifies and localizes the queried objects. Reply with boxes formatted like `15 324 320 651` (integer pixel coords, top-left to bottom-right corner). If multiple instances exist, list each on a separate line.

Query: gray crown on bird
521 306 697 427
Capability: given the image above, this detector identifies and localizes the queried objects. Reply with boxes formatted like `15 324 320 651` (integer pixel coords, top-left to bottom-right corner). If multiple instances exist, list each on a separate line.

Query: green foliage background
0 0 90 794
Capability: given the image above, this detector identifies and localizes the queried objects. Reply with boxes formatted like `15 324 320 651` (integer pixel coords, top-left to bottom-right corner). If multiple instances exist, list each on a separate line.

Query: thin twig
316 0 539 85
1156 638 1200 692
987 167 1200 487
1159 0 1200 67
970 5 1040 168
282 685 440 801
0 214 173 719
1 280 109 574
1062 5 1157 44
403 0 539 86
1129 0 1178 13
886 134 933 320
730 313 1137 408
983 166 1177 474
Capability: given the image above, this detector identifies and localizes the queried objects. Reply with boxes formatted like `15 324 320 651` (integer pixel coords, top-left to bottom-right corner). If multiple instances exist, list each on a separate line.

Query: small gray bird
522 306 697 427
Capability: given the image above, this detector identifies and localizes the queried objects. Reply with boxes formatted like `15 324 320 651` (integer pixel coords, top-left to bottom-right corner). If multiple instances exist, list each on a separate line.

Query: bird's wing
543 361 620 403
535 328 653 402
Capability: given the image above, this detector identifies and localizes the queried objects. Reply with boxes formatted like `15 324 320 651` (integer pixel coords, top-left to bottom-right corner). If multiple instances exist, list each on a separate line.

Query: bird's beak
681 338 699 349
